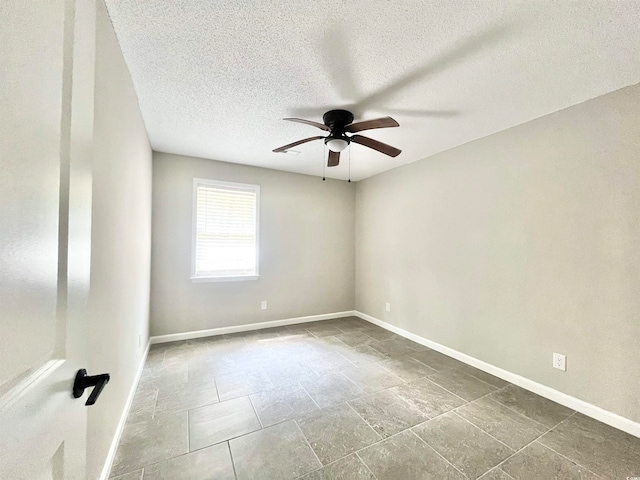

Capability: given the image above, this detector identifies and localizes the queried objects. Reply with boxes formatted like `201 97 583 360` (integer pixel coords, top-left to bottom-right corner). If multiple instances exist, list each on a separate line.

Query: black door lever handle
73 369 110 406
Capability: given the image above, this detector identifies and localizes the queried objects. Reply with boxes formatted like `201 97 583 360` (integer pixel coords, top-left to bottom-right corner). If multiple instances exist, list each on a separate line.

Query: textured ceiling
105 1 640 181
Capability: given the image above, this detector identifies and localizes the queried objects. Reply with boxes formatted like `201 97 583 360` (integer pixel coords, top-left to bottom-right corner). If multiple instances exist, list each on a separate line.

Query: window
191 178 260 282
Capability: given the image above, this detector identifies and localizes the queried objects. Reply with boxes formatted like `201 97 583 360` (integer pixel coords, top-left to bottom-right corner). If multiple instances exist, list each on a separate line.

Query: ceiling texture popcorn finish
105 1 640 181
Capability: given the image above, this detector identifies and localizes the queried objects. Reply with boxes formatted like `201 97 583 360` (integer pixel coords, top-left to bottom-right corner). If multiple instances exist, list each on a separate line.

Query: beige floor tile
110 469 143 480
489 385 574 428
457 397 547 450
306 324 343 338
410 349 465 371
250 384 319 427
299 372 365 408
230 420 321 479
358 430 466 480
501 442 599 479
334 331 376 347
361 328 397 342
263 361 319 388
305 351 355 373
393 336 429 352
539 412 640 478
478 469 514 480
349 388 431 438
413 412 514 479
427 368 498 401
368 338 416 357
299 454 376 479
378 355 437 381
340 363 404 393
189 396 261 450
111 413 189 477
142 443 235 479
215 366 274 401
338 344 390 365
454 364 510 389
296 403 381 465
126 388 157 425
137 361 188 394
390 377 466 417
154 377 218 414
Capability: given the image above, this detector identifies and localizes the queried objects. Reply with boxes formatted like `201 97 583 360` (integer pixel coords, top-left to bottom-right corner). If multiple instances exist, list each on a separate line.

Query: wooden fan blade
344 116 399 133
272 136 324 153
283 118 330 131
350 135 401 157
327 150 340 167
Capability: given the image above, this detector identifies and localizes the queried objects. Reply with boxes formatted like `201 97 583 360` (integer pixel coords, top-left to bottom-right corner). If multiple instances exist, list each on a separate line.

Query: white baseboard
100 340 151 480
149 310 357 344
355 311 640 439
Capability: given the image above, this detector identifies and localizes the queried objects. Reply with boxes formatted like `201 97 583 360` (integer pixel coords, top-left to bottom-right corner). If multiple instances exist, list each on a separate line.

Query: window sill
191 275 260 283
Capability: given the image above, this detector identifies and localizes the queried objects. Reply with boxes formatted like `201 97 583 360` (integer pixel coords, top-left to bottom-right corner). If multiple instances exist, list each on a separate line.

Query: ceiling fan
273 109 401 167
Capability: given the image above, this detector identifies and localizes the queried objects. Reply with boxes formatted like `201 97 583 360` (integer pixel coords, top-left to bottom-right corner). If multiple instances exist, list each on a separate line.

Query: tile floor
110 317 640 479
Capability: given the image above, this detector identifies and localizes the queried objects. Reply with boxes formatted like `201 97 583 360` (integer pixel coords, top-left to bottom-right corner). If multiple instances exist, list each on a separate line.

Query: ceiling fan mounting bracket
322 109 354 131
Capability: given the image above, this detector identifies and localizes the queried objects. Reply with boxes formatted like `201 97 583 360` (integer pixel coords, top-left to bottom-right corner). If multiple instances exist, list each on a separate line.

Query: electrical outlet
553 353 566 371
385 302 391 312
261 300 267 310
138 334 142 348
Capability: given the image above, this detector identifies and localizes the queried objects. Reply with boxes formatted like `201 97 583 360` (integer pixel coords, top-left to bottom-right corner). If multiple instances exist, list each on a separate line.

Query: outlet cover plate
261 301 267 310
385 303 391 312
553 353 566 371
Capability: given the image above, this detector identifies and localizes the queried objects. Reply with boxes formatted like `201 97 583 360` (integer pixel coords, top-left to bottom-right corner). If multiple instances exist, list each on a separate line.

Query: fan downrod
322 109 354 131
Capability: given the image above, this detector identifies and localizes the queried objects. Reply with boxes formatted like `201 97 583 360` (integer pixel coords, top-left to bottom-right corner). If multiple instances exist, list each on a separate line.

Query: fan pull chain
348 146 351 183
322 144 326 181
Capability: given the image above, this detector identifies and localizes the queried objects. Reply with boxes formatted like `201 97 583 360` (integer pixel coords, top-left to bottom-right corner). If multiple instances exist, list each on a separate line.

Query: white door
1 1 97 478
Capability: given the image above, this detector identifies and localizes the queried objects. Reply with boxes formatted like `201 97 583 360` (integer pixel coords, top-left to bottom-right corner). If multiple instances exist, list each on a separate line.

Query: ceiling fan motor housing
322 109 354 132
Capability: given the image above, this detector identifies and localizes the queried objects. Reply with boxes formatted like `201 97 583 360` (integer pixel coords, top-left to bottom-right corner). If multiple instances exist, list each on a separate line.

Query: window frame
190 177 260 283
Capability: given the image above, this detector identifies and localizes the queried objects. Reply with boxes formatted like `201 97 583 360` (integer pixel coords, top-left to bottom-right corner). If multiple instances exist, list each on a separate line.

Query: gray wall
151 152 355 336
355 83 640 423
87 1 152 477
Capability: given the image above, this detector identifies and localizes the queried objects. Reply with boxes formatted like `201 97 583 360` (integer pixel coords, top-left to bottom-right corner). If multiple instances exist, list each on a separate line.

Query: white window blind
192 179 260 280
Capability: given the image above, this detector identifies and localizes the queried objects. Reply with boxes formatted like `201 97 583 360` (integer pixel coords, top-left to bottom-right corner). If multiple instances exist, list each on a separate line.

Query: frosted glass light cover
326 138 349 152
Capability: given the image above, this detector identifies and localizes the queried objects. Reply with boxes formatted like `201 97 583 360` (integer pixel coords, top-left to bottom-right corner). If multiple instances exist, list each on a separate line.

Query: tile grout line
187 409 190 452
338 370 369 393
417 376 471 404
355 451 380 480
445 382 553 432
151 388 159 420
451 410 516 451
408 429 470 479
295 405 441 477
444 369 503 394
247 394 264 429
480 466 515 480
482 389 567 431
309 416 421 472
297 381 322 410
345 402 384 441
293 419 324 471
226 441 239 480
450 365 510 391
212 371 220 403
534 440 604 479
487 411 580 476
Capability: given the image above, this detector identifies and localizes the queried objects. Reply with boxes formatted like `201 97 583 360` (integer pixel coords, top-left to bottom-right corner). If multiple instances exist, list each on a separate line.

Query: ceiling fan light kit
273 109 402 168
325 137 349 152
